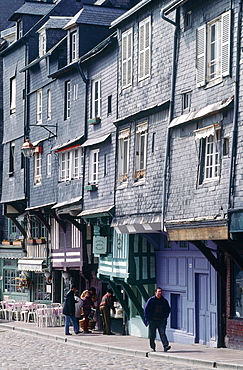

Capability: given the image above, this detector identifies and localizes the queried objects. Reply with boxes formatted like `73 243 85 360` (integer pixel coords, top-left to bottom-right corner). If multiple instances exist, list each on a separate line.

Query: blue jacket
144 295 171 327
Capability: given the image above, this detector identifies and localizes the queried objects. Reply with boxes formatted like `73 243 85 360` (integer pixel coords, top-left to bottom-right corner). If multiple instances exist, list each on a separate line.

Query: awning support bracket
213 239 243 271
191 240 226 283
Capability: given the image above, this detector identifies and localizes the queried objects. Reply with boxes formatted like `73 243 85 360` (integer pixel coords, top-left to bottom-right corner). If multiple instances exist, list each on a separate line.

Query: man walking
144 287 171 352
63 284 81 335
99 289 116 335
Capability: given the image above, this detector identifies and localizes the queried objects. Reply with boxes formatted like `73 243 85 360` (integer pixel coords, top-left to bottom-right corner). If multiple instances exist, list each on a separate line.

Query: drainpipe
75 62 89 209
160 6 180 231
228 0 242 210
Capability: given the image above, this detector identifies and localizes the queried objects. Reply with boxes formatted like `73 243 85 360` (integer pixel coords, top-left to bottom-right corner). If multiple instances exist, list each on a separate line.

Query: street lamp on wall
21 124 57 157
21 139 36 158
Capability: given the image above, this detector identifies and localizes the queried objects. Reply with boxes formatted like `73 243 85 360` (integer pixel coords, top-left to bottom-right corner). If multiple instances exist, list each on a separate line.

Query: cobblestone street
0 329 204 370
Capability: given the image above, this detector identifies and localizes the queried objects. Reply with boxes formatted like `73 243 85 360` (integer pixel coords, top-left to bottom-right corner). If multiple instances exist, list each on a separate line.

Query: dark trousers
100 305 112 334
149 318 169 350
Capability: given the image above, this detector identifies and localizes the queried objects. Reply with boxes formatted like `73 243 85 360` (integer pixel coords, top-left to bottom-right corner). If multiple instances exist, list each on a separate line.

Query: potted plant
15 272 32 290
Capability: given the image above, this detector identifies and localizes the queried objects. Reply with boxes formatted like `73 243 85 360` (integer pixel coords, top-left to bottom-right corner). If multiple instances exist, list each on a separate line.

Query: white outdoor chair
54 307 65 327
42 307 55 327
12 302 23 321
4 300 16 320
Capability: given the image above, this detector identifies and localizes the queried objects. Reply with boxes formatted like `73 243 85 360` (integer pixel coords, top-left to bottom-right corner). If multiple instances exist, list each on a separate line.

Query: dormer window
39 30 46 57
70 30 78 62
17 19 22 40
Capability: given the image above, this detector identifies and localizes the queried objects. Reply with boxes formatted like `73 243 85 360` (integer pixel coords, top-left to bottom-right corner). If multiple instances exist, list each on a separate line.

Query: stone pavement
1 319 243 370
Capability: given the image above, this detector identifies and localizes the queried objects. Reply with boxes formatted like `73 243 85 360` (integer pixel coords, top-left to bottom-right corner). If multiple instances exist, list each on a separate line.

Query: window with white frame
70 30 78 62
59 147 83 182
196 125 221 184
138 16 151 80
47 89 51 120
118 128 130 184
36 89 42 123
89 149 99 185
72 223 80 248
196 10 231 87
64 80 71 120
92 79 101 118
73 83 78 101
135 122 148 181
182 91 191 112
17 19 22 40
9 141 15 177
34 152 42 185
122 28 133 88
46 153 51 177
10 76 16 114
51 219 59 249
39 30 46 57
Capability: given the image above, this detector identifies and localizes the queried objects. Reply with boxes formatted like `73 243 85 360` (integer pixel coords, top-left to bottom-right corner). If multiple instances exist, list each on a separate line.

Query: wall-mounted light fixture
21 139 35 158
21 124 57 158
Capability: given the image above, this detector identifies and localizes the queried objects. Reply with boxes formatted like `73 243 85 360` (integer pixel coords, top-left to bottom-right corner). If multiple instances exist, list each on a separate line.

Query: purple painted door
195 273 209 344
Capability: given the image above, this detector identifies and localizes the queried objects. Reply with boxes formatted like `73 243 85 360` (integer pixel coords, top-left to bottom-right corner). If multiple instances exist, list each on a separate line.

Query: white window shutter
127 31 132 85
196 24 206 87
122 34 127 86
221 10 231 77
144 20 151 77
139 23 145 79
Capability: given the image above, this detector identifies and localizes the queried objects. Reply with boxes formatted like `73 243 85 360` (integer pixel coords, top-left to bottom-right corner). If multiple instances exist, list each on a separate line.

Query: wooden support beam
191 240 226 283
213 239 243 271
35 214 51 233
9 216 27 238
62 214 85 232
121 281 144 320
136 284 150 302
50 210 66 232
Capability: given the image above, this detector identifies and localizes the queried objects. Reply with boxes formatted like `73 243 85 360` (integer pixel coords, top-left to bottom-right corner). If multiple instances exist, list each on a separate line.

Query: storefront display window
234 263 243 318
4 266 21 293
34 274 51 301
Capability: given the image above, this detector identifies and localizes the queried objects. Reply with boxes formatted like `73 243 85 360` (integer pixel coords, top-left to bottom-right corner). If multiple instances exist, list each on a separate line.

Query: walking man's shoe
164 345 171 352
65 333 72 335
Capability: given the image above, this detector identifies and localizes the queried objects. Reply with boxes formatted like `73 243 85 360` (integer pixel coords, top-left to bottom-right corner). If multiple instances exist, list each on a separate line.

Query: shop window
234 263 243 318
34 274 51 301
3 264 21 293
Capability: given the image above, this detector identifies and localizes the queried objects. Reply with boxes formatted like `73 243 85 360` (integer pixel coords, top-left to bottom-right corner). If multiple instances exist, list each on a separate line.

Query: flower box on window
27 238 37 244
84 184 98 191
36 238 46 244
2 240 13 245
88 117 101 125
12 240 22 246
134 169 145 181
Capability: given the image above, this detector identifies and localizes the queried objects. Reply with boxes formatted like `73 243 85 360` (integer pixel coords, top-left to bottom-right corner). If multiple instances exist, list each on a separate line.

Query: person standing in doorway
99 289 116 335
63 284 81 335
144 287 171 352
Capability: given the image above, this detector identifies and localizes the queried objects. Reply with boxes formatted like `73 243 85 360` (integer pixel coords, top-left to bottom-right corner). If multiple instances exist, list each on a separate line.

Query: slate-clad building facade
1 0 243 349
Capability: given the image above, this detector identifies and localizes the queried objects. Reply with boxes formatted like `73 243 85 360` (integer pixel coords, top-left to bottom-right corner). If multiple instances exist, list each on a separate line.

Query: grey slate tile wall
116 1 172 120
113 0 172 218
82 43 118 211
164 0 238 222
